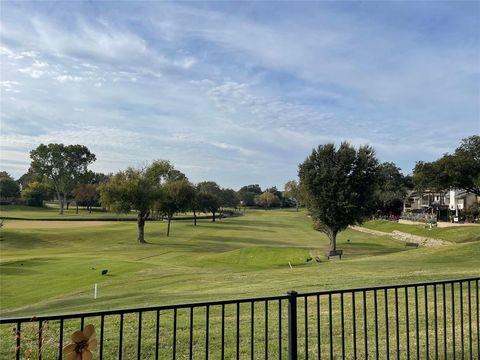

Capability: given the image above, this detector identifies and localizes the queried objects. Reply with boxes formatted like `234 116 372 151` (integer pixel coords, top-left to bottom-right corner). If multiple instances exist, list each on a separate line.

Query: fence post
288 290 298 360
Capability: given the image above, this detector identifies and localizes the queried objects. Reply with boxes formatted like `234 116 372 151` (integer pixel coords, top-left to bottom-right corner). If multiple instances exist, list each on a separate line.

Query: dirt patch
349 226 452 247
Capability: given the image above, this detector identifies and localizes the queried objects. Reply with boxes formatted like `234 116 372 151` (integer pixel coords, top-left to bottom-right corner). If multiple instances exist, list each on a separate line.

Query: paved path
350 226 452 247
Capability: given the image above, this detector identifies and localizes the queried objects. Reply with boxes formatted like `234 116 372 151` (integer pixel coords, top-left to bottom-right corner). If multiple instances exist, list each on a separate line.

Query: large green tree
299 143 379 254
157 180 195 236
0 172 20 200
99 160 177 244
29 144 96 214
373 162 408 215
255 191 280 209
412 135 480 195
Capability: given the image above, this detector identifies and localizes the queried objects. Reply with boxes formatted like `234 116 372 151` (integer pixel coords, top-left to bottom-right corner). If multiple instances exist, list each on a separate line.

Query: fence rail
1 277 479 359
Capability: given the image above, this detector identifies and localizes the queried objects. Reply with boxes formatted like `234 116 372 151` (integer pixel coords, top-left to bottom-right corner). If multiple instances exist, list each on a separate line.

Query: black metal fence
1 277 479 359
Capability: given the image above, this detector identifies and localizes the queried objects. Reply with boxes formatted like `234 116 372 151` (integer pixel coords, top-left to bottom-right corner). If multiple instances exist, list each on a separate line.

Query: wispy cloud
0 1 478 188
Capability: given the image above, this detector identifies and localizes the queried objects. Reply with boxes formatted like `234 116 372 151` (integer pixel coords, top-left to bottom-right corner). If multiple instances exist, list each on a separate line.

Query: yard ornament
63 324 97 360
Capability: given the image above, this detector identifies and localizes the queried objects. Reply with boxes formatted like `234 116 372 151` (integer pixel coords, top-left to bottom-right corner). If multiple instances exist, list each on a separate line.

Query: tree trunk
137 215 146 244
212 211 216 222
58 193 65 215
167 216 172 237
76 203 79 214
329 230 338 252
193 210 197 226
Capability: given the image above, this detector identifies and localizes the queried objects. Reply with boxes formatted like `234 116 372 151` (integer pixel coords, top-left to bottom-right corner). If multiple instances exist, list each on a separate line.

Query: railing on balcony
1 277 479 359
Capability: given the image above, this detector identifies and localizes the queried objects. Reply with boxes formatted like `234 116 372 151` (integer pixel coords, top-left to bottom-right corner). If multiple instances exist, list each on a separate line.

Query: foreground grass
1 209 479 318
362 220 480 243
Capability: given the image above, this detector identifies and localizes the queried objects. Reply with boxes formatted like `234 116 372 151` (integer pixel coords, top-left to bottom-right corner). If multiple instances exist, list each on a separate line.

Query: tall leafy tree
299 143 378 254
99 160 177 244
254 191 280 209
29 144 96 214
412 135 480 195
374 162 407 215
238 184 262 206
157 180 195 236
283 180 304 210
0 172 20 200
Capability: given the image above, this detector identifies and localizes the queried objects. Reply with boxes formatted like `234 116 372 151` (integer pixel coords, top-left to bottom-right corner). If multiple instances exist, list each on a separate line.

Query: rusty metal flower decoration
63 324 97 360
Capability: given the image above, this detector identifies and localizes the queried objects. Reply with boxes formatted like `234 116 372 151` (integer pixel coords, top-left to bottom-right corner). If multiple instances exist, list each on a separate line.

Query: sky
1 1 479 190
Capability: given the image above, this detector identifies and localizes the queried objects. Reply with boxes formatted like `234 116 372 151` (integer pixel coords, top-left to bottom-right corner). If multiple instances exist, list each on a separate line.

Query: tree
255 191 280 209
21 181 51 206
299 143 378 254
238 184 262 206
157 180 195 237
412 135 480 196
0 172 20 200
202 193 220 222
284 180 302 210
218 188 239 209
29 144 96 214
197 181 221 197
373 162 407 215
73 184 99 213
99 161 177 244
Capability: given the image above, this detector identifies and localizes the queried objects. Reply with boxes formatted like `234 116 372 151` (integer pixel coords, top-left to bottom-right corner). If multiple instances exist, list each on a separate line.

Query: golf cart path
350 226 452 247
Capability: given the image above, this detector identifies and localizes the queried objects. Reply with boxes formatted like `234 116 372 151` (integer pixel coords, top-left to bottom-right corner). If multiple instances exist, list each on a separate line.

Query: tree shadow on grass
0 231 50 249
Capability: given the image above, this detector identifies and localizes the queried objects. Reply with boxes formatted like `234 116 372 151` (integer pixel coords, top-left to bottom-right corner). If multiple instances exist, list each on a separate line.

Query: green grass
0 209 479 359
362 220 480 243
0 204 134 219
1 209 479 317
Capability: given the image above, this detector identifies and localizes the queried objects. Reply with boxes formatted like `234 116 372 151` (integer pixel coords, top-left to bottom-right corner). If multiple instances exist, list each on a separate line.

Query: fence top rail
298 276 479 298
1 276 478 324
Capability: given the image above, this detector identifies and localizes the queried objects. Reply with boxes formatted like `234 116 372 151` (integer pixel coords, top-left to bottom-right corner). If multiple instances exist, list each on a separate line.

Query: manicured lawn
1 209 479 318
361 220 480 243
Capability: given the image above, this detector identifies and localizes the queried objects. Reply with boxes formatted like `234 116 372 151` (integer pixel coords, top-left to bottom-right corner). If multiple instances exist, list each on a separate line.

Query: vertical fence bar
341 293 345 360
460 282 464 359
452 282 456 360
434 284 438 360
250 302 254 360
395 288 399 360
99 315 104 360
363 291 368 359
265 301 269 360
236 303 240 360
442 283 447 360
425 285 429 360
477 280 479 358
138 311 143 360
353 292 357 360
317 295 321 360
189 308 193 360
415 286 419 360
58 319 64 360
405 287 410 360
206 305 210 360
80 317 84 330
156 310 161 360
38 320 43 360
222 304 226 360
15 322 21 360
304 297 308 360
279 299 282 360
288 291 298 360
328 293 333 360
385 289 389 360
119 314 124 359
173 309 177 360
374 289 379 360
468 281 472 360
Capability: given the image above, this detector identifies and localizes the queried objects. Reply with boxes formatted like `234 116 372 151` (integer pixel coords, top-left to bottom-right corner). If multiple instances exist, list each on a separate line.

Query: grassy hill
1 209 479 317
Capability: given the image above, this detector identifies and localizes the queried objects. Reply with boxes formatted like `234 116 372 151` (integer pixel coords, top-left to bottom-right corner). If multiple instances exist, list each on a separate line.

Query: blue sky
1 1 479 189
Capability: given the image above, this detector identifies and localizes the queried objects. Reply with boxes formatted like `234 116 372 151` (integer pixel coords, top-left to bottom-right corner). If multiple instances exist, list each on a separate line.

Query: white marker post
288 262 293 269
94 283 97 299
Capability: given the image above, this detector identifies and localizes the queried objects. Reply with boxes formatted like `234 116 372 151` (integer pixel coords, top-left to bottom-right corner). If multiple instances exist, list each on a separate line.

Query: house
403 188 479 221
